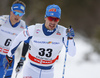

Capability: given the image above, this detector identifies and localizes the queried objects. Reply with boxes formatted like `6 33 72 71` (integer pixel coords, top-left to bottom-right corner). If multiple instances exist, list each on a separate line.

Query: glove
3 55 13 69
67 27 75 39
15 57 26 73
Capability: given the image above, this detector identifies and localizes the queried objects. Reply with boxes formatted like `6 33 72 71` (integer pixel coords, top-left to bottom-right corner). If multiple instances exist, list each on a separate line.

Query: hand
3 55 13 69
15 57 26 73
67 28 75 39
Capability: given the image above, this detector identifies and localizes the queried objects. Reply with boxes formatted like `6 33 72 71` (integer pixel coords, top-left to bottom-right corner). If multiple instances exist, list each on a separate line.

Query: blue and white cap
11 3 25 13
45 4 61 19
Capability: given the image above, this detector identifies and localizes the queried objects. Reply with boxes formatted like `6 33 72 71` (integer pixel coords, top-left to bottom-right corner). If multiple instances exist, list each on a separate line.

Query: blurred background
0 0 100 78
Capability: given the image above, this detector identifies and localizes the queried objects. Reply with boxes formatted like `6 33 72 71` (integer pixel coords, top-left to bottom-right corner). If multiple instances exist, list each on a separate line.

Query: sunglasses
47 17 59 22
12 10 25 17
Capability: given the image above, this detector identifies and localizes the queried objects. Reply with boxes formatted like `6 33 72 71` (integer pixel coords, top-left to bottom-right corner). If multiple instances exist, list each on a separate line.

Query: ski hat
11 3 25 13
45 4 61 19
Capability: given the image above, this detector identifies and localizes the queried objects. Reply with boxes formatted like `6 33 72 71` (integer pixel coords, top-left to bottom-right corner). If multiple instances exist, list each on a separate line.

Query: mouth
14 18 19 21
49 24 55 29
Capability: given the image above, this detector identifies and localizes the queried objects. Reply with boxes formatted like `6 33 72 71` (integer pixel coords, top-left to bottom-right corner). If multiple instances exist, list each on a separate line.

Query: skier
6 4 76 78
0 0 27 78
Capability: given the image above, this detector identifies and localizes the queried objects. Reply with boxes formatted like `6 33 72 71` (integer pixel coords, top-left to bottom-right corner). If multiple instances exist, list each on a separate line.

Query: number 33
39 48 52 57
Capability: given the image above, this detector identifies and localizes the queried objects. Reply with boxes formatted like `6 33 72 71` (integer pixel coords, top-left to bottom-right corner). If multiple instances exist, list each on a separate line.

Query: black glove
3 55 13 69
15 57 26 73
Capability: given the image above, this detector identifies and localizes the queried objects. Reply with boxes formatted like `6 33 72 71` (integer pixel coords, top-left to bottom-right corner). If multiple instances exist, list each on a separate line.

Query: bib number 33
39 48 52 57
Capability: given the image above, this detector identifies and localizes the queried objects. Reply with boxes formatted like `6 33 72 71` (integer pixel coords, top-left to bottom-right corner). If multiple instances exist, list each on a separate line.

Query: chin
15 20 19 23
50 28 54 30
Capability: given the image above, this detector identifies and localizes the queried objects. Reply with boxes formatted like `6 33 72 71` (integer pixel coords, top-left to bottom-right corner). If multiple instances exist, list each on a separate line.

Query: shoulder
57 25 67 36
25 23 43 36
0 15 9 26
28 25 35 30
25 25 35 36
20 19 27 28
35 23 43 25
0 15 9 18
0 15 9 21
27 24 43 35
57 25 67 32
58 25 66 29
34 23 43 28
28 23 43 30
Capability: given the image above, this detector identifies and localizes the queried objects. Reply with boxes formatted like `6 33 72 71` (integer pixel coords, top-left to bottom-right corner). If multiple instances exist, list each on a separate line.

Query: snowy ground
54 37 100 78
12 36 100 78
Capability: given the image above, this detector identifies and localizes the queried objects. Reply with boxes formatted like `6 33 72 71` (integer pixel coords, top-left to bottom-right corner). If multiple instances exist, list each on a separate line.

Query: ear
10 11 13 15
44 17 46 21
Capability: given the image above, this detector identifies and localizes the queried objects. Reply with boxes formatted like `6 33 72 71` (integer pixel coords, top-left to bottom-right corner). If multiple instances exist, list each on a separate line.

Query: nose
51 20 56 24
16 14 20 17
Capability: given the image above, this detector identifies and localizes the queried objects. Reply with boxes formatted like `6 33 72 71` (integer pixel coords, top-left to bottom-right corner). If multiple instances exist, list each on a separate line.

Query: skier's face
10 10 23 25
45 17 59 30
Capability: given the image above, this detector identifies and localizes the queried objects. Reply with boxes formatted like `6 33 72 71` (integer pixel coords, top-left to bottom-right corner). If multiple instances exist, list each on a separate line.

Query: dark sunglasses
47 17 59 22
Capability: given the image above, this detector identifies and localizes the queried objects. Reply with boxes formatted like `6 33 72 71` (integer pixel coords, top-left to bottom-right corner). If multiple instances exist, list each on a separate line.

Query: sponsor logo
56 31 61 35
34 40 59 44
20 6 25 10
14 6 18 9
36 29 40 33
0 47 9 53
20 25 24 29
36 56 52 60
50 13 54 15
1 29 17 36
48 41 52 44
49 8 56 12
29 53 57 64
23 76 32 78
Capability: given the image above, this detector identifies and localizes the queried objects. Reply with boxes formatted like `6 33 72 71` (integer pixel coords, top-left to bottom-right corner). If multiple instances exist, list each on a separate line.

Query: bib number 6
4 39 12 46
39 48 52 57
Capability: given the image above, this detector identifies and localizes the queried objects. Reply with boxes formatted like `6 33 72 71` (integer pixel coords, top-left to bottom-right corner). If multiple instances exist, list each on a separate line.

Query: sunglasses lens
55 18 59 22
47 17 59 22
13 11 17 15
47 17 52 21
13 11 24 16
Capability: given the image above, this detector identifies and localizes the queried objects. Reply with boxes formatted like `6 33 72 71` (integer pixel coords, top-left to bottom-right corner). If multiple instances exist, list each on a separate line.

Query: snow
12 37 100 78
54 37 100 78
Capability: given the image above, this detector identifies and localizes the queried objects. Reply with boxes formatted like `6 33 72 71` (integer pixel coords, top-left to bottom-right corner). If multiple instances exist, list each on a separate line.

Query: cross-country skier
0 0 27 78
6 4 76 78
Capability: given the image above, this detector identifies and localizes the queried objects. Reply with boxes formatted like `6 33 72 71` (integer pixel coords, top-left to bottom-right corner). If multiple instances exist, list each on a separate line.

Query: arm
67 39 76 56
7 28 30 57
15 41 30 73
5 28 30 68
15 36 33 73
63 26 76 57
15 26 34 73
0 15 8 26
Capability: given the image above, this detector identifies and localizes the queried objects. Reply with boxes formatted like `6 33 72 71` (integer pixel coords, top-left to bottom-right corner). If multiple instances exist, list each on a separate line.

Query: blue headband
11 3 25 13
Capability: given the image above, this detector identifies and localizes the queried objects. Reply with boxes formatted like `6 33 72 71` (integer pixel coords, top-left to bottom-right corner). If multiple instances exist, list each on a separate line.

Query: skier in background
0 0 27 78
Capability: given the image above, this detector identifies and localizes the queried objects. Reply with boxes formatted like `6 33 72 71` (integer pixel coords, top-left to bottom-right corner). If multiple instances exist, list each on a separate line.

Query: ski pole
15 73 18 78
3 69 7 78
62 40 69 78
3 64 9 78
62 26 71 78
